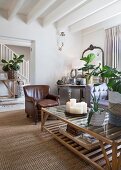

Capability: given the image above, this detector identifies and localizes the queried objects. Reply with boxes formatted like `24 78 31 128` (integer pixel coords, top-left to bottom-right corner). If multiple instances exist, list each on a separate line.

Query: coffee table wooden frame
41 106 121 170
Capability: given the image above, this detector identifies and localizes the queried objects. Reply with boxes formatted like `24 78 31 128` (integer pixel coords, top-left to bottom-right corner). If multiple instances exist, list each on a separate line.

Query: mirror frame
82 44 104 67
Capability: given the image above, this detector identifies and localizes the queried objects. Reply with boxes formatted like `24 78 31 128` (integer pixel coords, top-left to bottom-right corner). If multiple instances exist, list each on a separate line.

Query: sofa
85 83 109 109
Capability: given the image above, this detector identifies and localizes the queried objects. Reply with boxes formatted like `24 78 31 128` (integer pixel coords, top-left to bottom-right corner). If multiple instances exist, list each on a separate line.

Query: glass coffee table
41 105 121 170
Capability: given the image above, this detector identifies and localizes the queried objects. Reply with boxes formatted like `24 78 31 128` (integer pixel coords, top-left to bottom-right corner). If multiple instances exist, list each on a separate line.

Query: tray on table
59 125 99 150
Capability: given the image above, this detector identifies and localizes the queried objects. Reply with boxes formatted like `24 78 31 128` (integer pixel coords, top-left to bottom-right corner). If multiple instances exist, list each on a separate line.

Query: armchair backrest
85 83 108 107
23 85 50 100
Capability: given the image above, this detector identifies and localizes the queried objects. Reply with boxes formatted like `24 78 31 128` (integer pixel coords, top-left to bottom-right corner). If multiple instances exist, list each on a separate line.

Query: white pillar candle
70 106 76 113
80 103 84 114
70 98 76 106
75 103 83 114
75 106 83 114
69 104 83 114
66 101 71 113
75 103 81 107
81 102 87 113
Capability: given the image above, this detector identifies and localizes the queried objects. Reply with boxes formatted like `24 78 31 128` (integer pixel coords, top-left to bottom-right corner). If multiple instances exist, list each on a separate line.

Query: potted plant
78 53 101 84
98 65 121 126
1 53 24 79
87 94 105 126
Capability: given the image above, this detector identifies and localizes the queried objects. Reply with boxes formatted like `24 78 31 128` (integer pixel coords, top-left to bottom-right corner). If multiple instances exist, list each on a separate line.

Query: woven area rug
0 110 95 170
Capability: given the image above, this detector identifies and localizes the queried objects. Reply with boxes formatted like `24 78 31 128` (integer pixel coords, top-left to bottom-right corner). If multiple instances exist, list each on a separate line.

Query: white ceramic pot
90 111 106 126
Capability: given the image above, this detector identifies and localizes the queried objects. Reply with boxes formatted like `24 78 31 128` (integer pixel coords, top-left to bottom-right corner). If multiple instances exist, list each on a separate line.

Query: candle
75 103 83 114
81 102 87 113
70 98 76 106
75 103 81 107
70 106 76 114
75 106 83 114
69 104 83 114
66 100 87 114
66 101 71 112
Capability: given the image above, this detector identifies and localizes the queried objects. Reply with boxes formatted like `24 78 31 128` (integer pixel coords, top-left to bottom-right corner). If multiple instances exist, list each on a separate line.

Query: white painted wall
81 29 105 53
81 13 121 61
0 15 82 95
81 29 105 68
6 45 31 61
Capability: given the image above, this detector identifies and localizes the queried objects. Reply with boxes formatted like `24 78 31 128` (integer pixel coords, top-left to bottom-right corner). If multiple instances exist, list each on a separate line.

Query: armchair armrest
46 94 60 103
25 96 38 106
26 96 34 102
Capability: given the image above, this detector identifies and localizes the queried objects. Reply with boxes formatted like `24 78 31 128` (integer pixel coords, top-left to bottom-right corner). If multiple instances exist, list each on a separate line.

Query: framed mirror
82 44 104 67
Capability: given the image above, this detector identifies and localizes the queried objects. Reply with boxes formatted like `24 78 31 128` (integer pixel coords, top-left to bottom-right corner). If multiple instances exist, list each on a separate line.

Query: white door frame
0 36 35 84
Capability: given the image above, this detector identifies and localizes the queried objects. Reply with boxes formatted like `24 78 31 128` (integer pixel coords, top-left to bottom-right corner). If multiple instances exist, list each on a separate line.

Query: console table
57 84 86 101
41 105 121 170
0 79 16 98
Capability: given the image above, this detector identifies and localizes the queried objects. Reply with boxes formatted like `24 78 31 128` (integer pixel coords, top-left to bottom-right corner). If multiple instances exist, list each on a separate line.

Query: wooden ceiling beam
69 0 121 32
8 0 25 20
43 0 88 26
56 0 119 30
27 0 56 24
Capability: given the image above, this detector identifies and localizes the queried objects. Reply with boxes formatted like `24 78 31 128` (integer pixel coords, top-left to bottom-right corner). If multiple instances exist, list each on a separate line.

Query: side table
57 84 86 101
0 79 16 98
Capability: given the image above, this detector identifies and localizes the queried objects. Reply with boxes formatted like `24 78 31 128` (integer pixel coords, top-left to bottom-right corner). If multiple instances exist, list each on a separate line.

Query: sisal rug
0 110 95 170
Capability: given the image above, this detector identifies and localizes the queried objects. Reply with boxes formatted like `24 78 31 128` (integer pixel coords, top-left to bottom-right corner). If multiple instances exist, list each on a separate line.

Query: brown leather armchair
23 85 60 124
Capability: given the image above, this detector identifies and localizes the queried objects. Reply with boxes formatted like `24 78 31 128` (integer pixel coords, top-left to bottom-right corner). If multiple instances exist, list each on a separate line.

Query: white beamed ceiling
0 0 121 32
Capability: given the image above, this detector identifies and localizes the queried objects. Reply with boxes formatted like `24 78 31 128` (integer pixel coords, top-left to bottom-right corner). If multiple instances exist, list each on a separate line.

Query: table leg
3 80 14 97
99 141 111 170
13 80 16 98
58 87 60 95
68 88 72 100
117 152 121 170
80 88 83 101
112 142 118 170
41 110 49 131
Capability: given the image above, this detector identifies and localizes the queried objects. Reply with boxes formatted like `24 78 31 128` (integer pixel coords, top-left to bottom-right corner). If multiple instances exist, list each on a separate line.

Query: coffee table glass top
42 105 121 144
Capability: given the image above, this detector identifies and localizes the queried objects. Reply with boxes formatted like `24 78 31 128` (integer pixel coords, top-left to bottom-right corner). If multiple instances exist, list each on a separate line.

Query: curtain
105 25 121 70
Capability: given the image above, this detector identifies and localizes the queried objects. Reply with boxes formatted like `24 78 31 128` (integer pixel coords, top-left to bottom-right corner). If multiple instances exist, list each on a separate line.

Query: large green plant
1 54 24 71
79 53 101 80
81 52 121 94
98 65 121 94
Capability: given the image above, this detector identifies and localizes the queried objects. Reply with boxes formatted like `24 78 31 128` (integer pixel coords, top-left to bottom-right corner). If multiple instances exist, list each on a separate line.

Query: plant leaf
18 55 24 59
80 53 96 64
1 59 8 63
86 53 96 64
13 53 18 60
87 110 94 126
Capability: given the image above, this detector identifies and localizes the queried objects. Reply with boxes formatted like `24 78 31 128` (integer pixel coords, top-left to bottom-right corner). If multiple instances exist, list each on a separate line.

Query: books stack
59 125 99 150
66 124 83 136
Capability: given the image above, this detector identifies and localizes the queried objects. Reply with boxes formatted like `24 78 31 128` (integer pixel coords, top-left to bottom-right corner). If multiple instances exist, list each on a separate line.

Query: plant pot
108 91 121 126
8 70 18 79
86 75 93 85
90 111 106 126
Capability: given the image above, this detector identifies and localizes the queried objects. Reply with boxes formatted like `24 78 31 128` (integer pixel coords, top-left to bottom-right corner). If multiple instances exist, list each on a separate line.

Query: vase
108 91 121 126
7 70 18 80
86 75 93 85
90 111 106 126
